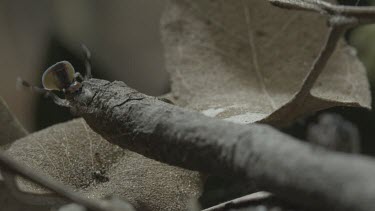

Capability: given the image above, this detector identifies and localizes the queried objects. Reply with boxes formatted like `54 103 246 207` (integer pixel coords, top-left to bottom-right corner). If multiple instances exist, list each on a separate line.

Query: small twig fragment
295 23 346 100
202 192 272 211
269 0 375 23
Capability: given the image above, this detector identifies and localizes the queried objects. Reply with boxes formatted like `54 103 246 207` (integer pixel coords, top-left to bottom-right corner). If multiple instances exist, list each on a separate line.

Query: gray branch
202 192 272 211
66 79 375 211
269 0 375 23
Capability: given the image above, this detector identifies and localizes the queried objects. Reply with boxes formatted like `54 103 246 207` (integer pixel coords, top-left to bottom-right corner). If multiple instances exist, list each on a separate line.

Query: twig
202 192 272 211
66 78 375 211
269 0 375 22
294 17 353 100
0 151 112 211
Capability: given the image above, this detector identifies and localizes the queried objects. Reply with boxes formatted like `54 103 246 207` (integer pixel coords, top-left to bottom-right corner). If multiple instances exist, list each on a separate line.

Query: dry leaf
161 0 371 125
5 118 202 211
0 97 48 211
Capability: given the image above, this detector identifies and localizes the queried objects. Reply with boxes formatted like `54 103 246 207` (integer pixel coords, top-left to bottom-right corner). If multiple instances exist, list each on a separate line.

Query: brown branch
261 19 352 126
294 17 352 101
65 79 375 211
0 151 133 211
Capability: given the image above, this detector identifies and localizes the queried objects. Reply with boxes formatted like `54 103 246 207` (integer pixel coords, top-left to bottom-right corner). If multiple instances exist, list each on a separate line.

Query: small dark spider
17 44 92 107
42 61 82 94
92 170 109 183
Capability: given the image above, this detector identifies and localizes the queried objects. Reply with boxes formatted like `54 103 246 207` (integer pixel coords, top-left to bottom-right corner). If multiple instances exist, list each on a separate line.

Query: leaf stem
295 22 346 99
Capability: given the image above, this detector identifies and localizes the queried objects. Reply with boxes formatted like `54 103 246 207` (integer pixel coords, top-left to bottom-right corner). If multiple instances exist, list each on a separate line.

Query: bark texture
68 78 375 211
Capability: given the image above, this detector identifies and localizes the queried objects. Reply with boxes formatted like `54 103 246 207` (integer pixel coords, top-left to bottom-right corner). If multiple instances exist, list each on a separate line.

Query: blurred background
1 0 375 138
0 0 168 131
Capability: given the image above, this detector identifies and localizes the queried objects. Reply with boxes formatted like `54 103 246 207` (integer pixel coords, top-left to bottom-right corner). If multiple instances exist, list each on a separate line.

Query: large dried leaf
0 97 47 211
5 118 202 211
161 0 371 125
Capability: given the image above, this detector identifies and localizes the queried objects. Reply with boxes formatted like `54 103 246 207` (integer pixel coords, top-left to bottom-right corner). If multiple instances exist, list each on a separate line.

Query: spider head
42 61 82 94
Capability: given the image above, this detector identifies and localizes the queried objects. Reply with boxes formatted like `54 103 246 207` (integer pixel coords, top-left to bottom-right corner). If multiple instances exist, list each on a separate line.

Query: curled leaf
161 0 371 125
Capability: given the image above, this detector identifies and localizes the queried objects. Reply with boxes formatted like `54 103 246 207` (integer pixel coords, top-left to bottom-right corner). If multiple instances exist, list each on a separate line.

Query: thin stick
202 192 272 211
269 0 375 21
16 77 70 107
81 44 92 80
295 24 346 99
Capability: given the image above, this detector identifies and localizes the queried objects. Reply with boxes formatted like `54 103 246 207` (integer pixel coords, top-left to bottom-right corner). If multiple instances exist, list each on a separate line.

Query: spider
17 44 92 107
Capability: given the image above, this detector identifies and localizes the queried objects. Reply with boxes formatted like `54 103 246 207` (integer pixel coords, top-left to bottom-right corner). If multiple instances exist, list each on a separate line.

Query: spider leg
45 92 70 107
17 77 46 94
81 44 92 80
74 72 84 81
16 77 70 107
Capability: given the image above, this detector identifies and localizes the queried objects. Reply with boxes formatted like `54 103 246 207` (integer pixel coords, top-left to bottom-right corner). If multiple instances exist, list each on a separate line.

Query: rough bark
67 78 375 211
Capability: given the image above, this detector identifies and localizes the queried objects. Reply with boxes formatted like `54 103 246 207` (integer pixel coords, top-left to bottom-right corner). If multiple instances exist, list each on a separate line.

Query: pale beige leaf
0 97 46 211
161 0 371 125
5 118 202 211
